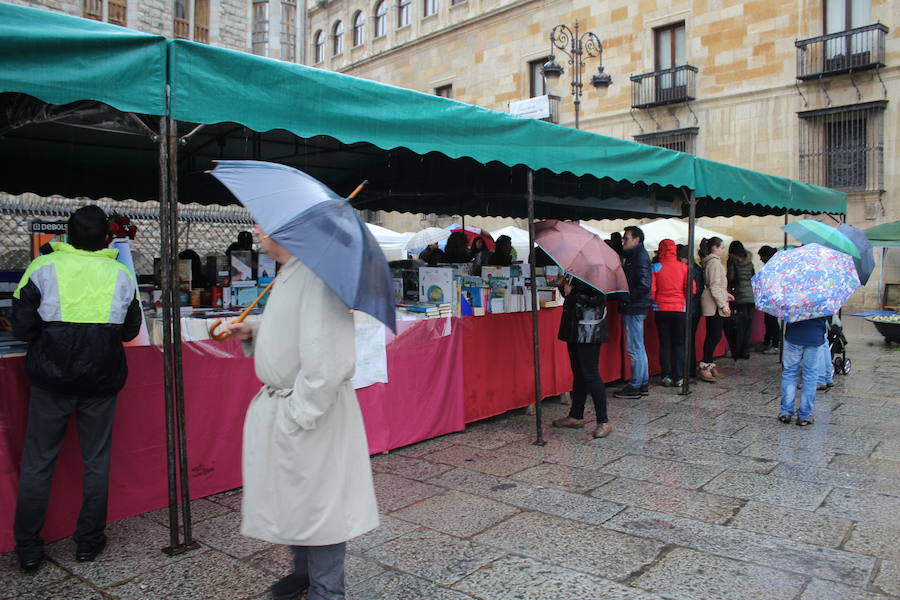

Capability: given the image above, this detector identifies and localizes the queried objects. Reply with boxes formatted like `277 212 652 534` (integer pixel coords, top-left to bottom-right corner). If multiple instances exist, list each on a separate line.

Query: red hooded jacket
651 239 694 312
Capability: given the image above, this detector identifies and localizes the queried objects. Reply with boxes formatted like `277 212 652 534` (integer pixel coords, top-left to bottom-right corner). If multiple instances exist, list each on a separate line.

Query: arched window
314 30 325 62
352 11 365 46
398 0 410 27
332 21 344 55
374 0 387 37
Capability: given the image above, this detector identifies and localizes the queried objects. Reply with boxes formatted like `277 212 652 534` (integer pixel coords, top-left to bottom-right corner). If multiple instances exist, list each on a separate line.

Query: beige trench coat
700 254 729 317
240 258 379 546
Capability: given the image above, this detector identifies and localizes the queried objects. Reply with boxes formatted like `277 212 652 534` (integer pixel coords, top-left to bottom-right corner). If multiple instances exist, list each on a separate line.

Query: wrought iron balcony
796 24 888 80
630 65 698 109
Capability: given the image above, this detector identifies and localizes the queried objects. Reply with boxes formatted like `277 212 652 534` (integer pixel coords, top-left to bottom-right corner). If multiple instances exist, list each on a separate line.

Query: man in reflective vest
11 205 141 572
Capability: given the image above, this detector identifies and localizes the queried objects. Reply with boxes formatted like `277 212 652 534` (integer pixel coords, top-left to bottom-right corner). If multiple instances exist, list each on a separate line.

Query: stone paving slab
472 511 664 582
350 571 477 600
107 548 271 600
390 490 520 537
590 477 744 524
843 521 900 562
702 469 832 511
727 500 853 547
142 498 232 528
428 467 625 525
606 507 876 585
874 560 900 596
773 462 900 498
347 515 420 553
370 453 455 481
829 454 900 480
651 430 754 454
509 462 616 494
372 472 445 513
871 440 900 462
191 510 271 558
817 487 900 523
0 553 69 600
363 528 506 585
451 554 664 600
422 444 543 476
500 434 635 469
599 454 724 489
12 578 107 600
632 439 777 474
633 547 806 600
800 579 896 600
739 440 836 467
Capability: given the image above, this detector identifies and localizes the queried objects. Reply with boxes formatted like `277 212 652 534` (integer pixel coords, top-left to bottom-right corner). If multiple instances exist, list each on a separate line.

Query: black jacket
620 244 652 315
12 245 142 397
558 280 609 344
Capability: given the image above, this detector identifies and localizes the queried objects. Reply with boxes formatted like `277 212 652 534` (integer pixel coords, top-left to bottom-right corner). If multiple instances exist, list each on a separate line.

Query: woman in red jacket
651 239 694 386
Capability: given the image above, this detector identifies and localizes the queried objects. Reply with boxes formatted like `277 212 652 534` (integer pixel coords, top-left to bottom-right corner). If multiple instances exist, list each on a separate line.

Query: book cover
419 267 456 311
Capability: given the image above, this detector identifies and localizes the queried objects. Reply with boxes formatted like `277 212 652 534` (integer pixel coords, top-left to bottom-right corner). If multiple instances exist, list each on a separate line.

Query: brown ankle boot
552 416 584 428
593 422 613 438
711 364 723 380
698 365 716 383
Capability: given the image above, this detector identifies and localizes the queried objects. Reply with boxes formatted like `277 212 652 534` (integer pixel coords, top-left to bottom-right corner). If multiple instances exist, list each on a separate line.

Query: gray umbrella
837 223 875 285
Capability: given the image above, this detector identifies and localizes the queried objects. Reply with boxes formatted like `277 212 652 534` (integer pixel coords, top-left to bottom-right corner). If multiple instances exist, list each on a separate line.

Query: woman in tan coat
698 237 733 382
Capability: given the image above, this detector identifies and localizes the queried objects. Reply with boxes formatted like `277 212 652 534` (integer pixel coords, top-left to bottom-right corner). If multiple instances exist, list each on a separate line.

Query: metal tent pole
680 190 696 396
780 211 788 365
526 170 545 446
168 114 197 552
157 112 180 554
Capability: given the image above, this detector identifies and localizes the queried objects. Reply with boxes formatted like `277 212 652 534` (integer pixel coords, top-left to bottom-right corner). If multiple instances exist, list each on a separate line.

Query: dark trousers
763 313 781 348
726 303 754 359
655 311 686 379
702 315 725 364
14 386 117 553
566 342 608 423
291 543 346 600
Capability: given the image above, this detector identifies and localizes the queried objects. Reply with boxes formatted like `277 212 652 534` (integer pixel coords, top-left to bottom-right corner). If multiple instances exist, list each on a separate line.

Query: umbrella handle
347 180 368 200
208 279 277 340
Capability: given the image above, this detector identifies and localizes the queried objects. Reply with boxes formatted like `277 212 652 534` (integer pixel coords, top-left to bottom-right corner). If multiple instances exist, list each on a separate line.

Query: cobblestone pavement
3 319 900 599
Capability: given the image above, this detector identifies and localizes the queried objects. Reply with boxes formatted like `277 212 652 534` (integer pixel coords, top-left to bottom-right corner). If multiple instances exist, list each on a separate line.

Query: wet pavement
3 317 899 599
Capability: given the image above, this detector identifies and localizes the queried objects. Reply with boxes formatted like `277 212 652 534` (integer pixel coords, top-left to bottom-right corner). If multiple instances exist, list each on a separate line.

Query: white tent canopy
366 223 413 261
637 218 733 252
490 225 531 259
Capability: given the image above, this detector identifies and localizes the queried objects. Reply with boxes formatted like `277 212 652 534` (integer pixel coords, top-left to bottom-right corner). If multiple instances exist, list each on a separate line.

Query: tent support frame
679 189 696 396
527 170 545 446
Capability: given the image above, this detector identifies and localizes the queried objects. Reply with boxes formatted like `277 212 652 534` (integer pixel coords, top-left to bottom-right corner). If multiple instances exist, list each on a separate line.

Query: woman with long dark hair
489 235 513 266
698 237 732 382
470 236 492 275
440 231 471 264
725 240 755 363
552 276 612 438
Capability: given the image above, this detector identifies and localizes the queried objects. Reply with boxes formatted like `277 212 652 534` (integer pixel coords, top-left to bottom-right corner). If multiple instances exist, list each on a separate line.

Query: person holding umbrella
211 161 394 600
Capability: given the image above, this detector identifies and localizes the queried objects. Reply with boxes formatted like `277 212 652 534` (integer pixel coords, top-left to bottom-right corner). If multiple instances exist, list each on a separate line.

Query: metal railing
108 0 126 25
796 24 888 80
631 64 698 109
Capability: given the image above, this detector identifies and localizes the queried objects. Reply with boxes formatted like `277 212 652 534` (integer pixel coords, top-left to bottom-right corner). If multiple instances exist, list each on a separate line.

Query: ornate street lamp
541 20 611 129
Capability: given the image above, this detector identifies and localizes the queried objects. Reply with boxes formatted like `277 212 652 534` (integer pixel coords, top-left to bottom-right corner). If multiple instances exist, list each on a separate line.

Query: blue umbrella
211 160 396 332
837 223 875 285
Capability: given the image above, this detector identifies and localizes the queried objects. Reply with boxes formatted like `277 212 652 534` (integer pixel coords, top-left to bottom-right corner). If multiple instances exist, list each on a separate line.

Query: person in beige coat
225 226 379 600
698 237 733 382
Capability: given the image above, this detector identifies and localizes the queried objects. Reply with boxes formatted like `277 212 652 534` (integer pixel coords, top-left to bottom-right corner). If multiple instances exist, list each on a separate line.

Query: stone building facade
307 0 898 307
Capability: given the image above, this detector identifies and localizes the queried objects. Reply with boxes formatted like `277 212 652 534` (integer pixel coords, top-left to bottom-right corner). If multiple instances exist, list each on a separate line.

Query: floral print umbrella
751 243 860 323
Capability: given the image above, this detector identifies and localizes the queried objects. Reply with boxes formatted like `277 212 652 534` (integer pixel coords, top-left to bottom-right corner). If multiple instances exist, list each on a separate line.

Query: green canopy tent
0 0 847 552
864 221 900 309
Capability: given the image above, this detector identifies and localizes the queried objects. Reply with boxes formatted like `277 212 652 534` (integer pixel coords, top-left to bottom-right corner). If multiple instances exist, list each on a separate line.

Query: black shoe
640 384 649 396
826 381 834 388
76 539 106 562
777 414 792 424
614 385 642 399
673 379 684 388
816 385 829 392
17 550 44 573
271 572 310 600
660 376 673 387
796 418 814 427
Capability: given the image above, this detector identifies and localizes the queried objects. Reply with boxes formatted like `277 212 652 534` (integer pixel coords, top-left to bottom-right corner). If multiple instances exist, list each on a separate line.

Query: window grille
332 21 344 56
83 0 103 20
194 0 210 43
252 1 269 55
313 30 325 62
374 1 387 37
352 11 365 46
799 101 885 192
281 0 297 61
108 0 126 25
398 0 410 27
634 127 698 154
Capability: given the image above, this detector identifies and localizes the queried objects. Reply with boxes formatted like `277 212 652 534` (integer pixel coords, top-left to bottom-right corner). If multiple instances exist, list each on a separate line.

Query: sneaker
614 385 642 399
796 418 814 427
673 379 684 387
640 384 650 396
593 422 613 438
660 376 673 387
762 346 778 355
826 381 834 388
816 385 829 392
551 416 585 428
777 414 792 424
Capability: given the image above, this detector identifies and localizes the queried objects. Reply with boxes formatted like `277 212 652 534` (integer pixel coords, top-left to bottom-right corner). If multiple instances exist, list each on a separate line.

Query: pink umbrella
535 220 628 293
448 225 495 250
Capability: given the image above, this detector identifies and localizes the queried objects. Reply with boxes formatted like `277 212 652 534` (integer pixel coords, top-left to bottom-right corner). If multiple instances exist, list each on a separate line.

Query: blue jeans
780 340 823 421
623 313 648 388
817 330 833 385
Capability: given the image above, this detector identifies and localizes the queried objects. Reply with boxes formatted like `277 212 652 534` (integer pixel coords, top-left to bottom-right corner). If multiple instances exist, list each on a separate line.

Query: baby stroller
829 317 851 375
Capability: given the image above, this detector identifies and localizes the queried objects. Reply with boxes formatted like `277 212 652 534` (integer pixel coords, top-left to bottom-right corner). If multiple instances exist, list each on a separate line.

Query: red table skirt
0 307 762 552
